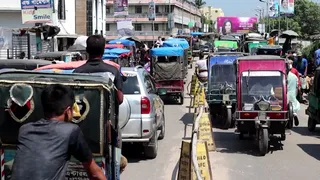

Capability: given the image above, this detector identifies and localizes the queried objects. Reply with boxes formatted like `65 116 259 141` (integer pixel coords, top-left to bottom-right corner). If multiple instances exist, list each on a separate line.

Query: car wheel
158 114 165 140
144 130 158 159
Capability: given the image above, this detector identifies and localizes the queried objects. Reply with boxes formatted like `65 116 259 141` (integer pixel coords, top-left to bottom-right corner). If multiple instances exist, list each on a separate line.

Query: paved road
120 64 196 180
210 104 320 180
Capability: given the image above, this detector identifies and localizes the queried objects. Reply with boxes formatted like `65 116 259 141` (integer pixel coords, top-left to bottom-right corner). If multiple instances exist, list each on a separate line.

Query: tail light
266 112 285 119
141 97 151 114
239 112 258 119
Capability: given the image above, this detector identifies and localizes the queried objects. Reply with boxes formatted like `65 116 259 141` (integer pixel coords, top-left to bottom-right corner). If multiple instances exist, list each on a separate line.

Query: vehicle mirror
157 88 167 95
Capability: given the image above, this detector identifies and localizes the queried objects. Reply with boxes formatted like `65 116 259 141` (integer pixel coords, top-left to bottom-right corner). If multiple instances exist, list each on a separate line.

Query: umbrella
270 29 280 37
68 36 88 51
281 30 299 37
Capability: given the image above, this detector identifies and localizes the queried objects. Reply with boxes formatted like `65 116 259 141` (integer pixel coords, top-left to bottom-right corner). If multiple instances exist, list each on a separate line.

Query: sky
208 0 320 17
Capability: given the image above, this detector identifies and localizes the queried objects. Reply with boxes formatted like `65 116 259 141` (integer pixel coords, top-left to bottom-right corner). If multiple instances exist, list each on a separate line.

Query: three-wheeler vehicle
163 38 189 72
108 39 137 65
255 45 283 56
0 70 120 179
34 51 83 62
104 48 132 67
242 41 268 54
150 47 185 104
234 55 293 156
306 67 320 131
175 35 193 62
214 40 238 52
207 52 244 129
0 59 53 70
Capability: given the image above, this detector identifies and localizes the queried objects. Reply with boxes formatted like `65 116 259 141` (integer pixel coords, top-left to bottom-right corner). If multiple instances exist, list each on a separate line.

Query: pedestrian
196 52 208 82
293 52 308 76
73 35 127 173
314 46 320 68
10 84 106 180
287 70 300 126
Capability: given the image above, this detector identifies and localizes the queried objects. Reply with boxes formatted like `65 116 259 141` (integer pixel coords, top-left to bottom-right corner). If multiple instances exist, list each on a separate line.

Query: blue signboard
21 0 52 10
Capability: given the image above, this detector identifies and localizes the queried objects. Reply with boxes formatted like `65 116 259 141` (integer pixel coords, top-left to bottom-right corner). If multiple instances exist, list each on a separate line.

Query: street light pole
259 0 269 33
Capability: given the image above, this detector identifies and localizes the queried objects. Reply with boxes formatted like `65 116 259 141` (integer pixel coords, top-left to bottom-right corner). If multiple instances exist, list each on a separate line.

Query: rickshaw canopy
214 40 238 49
108 39 135 46
150 47 184 57
209 55 239 67
102 54 119 59
105 44 124 49
162 38 190 49
104 48 130 55
247 41 268 50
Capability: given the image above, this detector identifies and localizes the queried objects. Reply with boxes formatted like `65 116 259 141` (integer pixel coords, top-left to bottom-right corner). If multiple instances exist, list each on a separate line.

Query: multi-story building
105 0 202 46
200 6 224 29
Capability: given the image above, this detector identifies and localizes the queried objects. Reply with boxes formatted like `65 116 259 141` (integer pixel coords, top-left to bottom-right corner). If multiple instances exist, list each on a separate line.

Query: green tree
262 0 320 38
195 0 206 9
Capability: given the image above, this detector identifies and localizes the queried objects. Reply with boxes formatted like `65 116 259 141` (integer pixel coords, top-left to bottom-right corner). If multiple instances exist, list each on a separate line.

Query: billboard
114 0 129 16
279 0 294 15
20 0 53 24
217 17 258 34
148 1 156 21
269 0 279 18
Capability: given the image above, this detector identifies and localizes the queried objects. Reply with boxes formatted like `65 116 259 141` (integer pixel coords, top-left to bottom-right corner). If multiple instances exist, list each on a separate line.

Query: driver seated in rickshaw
249 78 275 97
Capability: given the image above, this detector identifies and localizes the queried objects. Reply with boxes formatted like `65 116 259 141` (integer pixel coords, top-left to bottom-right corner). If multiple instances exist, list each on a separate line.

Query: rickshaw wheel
158 113 166 140
287 103 294 129
308 117 316 132
223 108 232 129
258 128 269 156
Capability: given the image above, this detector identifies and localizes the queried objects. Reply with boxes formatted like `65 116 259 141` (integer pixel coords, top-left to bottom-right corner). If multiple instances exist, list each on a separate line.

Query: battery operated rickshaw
150 47 185 104
207 52 244 129
234 55 293 156
0 70 120 179
306 67 320 131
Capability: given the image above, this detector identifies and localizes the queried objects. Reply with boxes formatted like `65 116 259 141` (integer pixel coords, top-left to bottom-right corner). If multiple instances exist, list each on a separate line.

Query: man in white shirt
196 52 208 82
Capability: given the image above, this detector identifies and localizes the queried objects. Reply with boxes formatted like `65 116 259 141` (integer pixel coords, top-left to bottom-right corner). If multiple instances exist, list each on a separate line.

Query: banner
20 0 53 24
0 28 12 49
279 0 294 15
148 1 156 21
269 0 279 18
117 20 134 36
217 17 258 34
114 0 129 16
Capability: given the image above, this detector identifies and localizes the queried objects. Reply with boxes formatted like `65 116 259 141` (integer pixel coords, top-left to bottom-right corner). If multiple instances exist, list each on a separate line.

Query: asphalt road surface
120 61 196 180
210 104 320 180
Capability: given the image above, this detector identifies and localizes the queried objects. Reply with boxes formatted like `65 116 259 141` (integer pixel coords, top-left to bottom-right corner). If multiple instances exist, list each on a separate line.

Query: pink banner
217 17 258 34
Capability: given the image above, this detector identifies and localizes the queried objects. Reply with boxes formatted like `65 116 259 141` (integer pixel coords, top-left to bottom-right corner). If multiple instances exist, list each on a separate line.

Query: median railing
177 70 215 180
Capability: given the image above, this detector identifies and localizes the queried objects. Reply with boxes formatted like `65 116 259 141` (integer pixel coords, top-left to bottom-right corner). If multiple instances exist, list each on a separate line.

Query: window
58 0 66 20
135 6 142 13
122 76 141 94
144 74 156 93
152 24 159 31
134 24 142 31
155 6 159 13
106 24 110 31
86 0 93 35
165 5 169 13
106 7 111 14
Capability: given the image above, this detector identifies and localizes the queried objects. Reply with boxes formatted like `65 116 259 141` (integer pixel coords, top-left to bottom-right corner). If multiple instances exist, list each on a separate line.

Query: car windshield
210 64 236 88
122 75 140 94
241 71 283 110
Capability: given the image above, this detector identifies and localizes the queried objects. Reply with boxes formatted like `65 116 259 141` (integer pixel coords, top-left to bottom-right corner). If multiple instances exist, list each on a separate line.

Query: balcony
106 13 168 22
105 31 171 40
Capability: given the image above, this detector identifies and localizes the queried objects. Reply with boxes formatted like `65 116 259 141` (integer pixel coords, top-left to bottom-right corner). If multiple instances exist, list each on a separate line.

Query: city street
210 104 320 180
120 64 195 180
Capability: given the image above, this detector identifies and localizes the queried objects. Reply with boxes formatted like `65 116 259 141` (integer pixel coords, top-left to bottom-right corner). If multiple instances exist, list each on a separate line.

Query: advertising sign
114 0 129 16
20 0 53 24
269 0 279 18
279 0 294 15
217 17 258 34
148 1 156 21
117 20 134 36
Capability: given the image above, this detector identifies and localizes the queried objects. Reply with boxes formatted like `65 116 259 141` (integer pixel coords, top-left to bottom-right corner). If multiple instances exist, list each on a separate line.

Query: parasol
281 30 299 37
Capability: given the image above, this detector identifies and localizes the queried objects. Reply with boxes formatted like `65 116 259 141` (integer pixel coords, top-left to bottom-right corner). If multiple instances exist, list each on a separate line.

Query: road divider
178 81 214 180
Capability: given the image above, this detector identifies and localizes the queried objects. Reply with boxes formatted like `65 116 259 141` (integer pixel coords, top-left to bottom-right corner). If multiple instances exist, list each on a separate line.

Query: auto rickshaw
108 39 137 65
306 67 320 131
214 40 238 52
174 35 193 63
104 48 132 67
207 52 244 129
241 41 268 54
150 47 185 104
254 45 282 56
0 59 53 70
0 70 119 179
34 51 83 62
234 55 293 156
162 38 189 73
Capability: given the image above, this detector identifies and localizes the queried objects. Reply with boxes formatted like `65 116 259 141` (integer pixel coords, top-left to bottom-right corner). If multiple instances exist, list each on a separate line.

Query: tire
158 114 165 140
144 130 158 159
308 117 316 132
223 108 232 129
179 94 184 105
258 128 269 156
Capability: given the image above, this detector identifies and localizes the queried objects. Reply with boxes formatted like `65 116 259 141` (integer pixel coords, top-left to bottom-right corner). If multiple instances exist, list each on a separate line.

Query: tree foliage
262 0 320 38
195 0 206 9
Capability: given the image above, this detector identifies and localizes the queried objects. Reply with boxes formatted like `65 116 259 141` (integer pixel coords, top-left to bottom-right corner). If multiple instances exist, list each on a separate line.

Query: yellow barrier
190 75 199 96
197 113 215 151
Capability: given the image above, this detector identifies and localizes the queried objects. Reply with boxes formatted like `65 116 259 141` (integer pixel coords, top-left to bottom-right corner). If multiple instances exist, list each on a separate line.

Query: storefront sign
21 8 53 24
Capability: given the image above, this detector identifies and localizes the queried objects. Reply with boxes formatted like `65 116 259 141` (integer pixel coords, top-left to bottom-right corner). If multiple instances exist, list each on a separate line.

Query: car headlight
257 101 270 111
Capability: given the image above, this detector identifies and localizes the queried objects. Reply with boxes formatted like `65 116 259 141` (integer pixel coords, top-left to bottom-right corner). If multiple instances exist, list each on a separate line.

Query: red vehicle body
235 55 292 156
155 80 184 93
105 44 125 49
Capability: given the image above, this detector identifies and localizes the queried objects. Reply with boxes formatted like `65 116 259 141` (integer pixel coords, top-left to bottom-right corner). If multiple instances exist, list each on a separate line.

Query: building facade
105 0 202 45
200 6 224 29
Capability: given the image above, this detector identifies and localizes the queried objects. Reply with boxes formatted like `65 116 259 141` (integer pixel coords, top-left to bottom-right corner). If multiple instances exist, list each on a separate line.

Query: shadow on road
180 113 195 138
212 131 284 156
121 143 147 163
297 144 320 161
292 127 320 137
161 96 180 105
